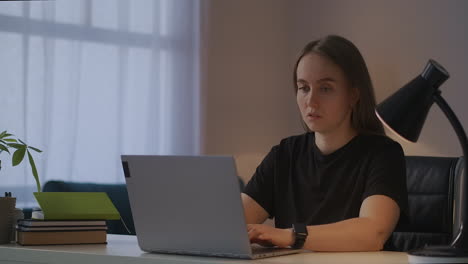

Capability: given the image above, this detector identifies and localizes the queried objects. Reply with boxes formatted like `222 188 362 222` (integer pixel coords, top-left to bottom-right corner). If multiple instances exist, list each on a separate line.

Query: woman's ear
350 87 360 107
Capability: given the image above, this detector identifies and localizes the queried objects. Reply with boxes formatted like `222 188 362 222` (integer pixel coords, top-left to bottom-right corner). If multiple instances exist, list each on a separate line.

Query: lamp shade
376 59 450 142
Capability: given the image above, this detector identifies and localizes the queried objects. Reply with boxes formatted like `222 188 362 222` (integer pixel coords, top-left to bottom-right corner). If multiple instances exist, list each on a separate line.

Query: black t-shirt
243 132 408 230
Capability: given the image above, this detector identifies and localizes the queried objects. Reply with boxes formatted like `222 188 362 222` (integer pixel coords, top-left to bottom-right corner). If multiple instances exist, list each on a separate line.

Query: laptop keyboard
252 246 281 254
251 245 299 258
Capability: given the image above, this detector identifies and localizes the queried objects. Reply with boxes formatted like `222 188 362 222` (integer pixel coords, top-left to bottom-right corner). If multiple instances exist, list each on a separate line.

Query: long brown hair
293 35 385 135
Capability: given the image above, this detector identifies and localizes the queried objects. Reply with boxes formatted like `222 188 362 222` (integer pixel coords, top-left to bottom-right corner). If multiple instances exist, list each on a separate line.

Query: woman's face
296 53 357 135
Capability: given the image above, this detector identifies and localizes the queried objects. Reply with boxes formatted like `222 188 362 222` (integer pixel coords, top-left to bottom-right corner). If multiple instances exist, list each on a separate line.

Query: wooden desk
0 234 408 264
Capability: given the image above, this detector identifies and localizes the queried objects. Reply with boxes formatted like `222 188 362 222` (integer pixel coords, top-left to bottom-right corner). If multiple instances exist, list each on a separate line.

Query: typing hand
247 224 294 248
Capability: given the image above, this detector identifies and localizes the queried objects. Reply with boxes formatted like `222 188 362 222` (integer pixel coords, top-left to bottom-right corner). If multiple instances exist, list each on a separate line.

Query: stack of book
15 192 121 246
16 219 107 246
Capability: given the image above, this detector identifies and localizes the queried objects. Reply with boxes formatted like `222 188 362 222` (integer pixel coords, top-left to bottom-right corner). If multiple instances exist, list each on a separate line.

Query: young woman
242 35 408 252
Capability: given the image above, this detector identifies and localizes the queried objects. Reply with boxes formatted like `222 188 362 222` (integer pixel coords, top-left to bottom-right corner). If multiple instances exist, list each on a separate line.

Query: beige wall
201 0 468 183
200 0 302 183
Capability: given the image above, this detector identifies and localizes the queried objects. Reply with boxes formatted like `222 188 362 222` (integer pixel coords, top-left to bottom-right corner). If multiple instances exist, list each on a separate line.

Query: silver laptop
121 155 302 259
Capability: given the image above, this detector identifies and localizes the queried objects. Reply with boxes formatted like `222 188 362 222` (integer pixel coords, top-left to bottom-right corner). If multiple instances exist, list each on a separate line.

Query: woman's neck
314 127 358 155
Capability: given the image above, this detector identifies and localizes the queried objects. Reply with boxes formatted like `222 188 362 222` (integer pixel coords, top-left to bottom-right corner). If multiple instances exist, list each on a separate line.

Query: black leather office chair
386 156 465 252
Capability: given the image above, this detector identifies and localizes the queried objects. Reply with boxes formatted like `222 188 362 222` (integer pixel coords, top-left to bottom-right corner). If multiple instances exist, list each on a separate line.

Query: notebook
17 219 106 227
17 230 107 246
121 155 302 259
33 192 120 220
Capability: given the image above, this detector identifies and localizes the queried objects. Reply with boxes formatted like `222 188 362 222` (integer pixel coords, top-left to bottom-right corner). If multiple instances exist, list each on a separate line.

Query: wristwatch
291 223 308 249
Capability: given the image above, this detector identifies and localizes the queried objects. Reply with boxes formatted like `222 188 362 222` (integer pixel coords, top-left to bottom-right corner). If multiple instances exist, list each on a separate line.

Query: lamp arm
433 92 468 248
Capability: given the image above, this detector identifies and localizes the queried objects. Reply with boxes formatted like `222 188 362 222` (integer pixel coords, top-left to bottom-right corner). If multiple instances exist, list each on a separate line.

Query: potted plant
0 130 42 192
0 131 42 243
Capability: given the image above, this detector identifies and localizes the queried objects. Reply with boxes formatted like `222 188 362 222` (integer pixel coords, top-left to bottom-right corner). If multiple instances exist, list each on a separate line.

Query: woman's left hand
247 224 295 248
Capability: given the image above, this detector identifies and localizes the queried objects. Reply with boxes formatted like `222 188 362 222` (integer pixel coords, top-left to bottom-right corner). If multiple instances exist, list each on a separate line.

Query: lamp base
408 245 468 263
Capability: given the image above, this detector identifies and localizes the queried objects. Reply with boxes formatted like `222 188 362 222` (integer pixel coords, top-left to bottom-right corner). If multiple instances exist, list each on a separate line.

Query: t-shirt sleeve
242 146 277 218
362 140 408 216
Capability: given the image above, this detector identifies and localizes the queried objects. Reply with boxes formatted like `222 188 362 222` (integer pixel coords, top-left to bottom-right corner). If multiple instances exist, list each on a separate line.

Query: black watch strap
292 223 308 249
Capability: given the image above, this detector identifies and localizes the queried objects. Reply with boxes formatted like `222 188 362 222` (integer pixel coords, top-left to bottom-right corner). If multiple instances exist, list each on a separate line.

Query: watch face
292 223 308 249
294 223 308 235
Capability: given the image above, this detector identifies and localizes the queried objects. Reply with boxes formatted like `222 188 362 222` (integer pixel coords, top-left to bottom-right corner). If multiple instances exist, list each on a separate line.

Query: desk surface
0 234 409 264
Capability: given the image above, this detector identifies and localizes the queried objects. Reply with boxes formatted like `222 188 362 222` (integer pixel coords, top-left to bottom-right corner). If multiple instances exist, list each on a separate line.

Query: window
0 0 201 207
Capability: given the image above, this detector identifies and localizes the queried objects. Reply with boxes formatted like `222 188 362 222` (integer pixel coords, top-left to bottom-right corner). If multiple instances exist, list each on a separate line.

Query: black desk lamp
376 59 468 263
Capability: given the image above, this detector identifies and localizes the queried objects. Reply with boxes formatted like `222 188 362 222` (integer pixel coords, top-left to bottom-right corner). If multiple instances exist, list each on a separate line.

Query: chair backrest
387 156 464 252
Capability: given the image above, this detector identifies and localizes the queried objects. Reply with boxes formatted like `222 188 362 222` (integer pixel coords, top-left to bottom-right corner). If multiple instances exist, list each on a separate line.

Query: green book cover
33 192 121 220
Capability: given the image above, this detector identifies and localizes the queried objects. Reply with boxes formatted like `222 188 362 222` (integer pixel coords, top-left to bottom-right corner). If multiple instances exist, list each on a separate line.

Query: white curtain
0 0 201 207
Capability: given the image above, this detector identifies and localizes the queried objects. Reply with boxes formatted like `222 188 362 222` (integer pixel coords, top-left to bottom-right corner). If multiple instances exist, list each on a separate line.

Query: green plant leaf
3 139 17 143
12 147 26 166
0 133 13 139
28 146 42 153
27 150 41 193
0 131 11 138
8 143 25 149
0 144 10 154
18 138 26 145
